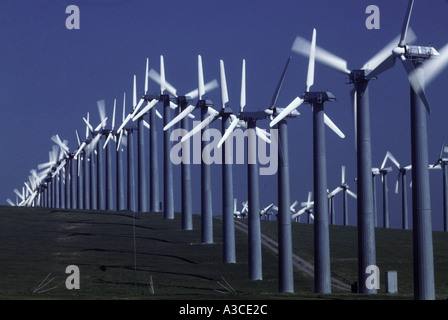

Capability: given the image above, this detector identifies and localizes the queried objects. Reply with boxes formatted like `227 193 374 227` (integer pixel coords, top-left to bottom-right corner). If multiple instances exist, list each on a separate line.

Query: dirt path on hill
232 219 351 292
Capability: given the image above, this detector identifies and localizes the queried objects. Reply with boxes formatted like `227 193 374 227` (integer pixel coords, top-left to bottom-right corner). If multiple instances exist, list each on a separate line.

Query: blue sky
1 0 447 230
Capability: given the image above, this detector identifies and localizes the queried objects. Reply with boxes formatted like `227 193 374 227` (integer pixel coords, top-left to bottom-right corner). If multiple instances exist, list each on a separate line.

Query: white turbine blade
133 75 137 107
386 151 401 169
133 99 159 121
103 133 113 149
163 104 195 131
6 198 15 206
347 189 357 199
323 113 345 138
240 59 246 112
94 117 107 132
290 200 298 211
111 98 116 130
83 117 94 133
341 165 346 184
186 79 219 100
160 55 166 94
328 187 343 198
97 99 106 127
117 113 132 133
144 57 149 94
399 0 415 47
270 97 304 127
255 127 271 144
220 60 229 107
413 42 448 89
148 69 177 97
155 109 163 119
75 130 81 147
218 114 239 148
305 28 316 92
143 120 150 129
198 55 205 99
74 142 86 158
117 130 124 151
292 35 350 75
181 108 219 143
395 174 400 194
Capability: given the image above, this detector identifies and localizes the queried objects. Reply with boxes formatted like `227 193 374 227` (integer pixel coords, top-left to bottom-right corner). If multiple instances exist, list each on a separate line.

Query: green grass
0 206 447 300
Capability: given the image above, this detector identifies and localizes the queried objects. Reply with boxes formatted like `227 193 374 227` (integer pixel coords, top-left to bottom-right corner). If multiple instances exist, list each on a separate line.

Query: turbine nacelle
302 91 336 104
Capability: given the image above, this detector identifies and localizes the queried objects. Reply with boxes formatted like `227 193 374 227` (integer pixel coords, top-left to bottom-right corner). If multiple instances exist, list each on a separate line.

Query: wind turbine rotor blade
117 114 132 133
163 104 195 131
269 57 292 109
401 56 431 113
328 187 343 198
111 98 116 129
181 108 219 142
270 97 304 127
147 69 177 97
255 127 271 144
218 114 239 148
117 130 124 151
97 99 106 126
240 59 246 112
83 117 94 133
305 28 316 92
395 174 400 194
220 60 229 108
323 113 345 138
347 189 357 199
399 0 415 47
104 132 115 149
144 58 149 94
133 99 159 121
386 151 401 169
94 117 107 132
75 130 81 147
198 55 205 100
155 109 163 119
341 165 346 184
133 75 137 107
292 36 350 74
160 55 166 94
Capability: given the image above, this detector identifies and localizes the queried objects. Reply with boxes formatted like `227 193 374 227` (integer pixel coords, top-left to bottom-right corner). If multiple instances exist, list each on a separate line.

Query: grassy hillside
0 206 447 300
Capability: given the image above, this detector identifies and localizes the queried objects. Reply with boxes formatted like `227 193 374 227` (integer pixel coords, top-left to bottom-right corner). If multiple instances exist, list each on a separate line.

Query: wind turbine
372 153 393 228
148 58 218 231
385 151 412 230
365 0 448 299
288 11 418 294
120 59 162 214
292 192 315 223
431 139 448 232
328 166 357 226
270 28 345 294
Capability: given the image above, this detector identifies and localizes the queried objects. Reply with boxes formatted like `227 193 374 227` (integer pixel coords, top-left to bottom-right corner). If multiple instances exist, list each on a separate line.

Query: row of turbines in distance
6 0 448 299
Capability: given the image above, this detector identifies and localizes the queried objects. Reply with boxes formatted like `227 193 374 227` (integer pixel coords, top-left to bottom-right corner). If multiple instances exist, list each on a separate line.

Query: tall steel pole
97 136 105 210
222 109 236 263
116 137 125 210
312 101 331 294
247 119 262 280
137 117 148 212
149 108 160 212
127 128 136 212
277 119 294 293
199 100 213 244
162 94 174 219
354 74 377 294
180 98 193 230
410 61 435 300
